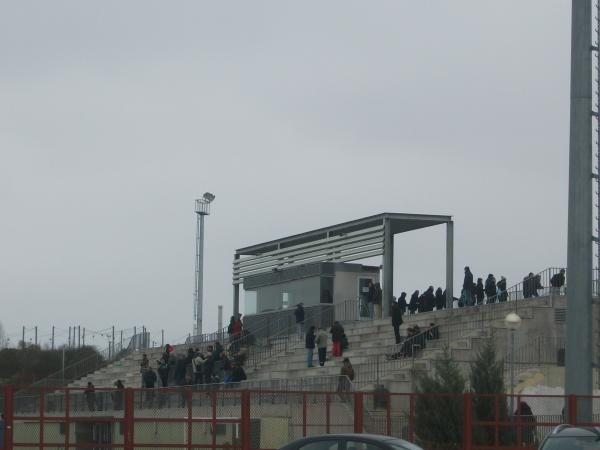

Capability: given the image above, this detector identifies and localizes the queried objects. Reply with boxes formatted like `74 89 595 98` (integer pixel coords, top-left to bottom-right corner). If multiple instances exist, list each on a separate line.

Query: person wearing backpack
316 328 328 367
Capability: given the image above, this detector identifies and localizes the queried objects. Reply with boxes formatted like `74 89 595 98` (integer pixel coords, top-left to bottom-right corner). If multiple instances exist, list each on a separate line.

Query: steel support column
566 0 593 421
446 221 454 308
234 254 240 316
382 218 394 318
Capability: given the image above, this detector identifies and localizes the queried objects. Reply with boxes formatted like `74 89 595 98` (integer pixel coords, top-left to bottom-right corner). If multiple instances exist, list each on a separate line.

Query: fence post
241 390 251 450
568 395 578 425
463 393 472 450
354 391 363 433
4 385 13 450
124 388 134 450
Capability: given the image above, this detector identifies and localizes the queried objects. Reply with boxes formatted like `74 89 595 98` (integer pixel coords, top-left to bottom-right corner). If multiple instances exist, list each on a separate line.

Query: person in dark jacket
408 290 420 315
427 322 440 340
143 366 157 406
515 401 537 446
227 315 235 342
366 280 375 319
373 282 383 318
422 286 435 312
550 269 565 294
532 274 543 297
157 355 170 387
475 278 485 305
435 287 445 310
463 266 474 306
484 274 497 303
391 300 403 344
294 303 305 338
230 361 247 383
84 382 96 412
112 380 125 410
497 276 508 302
523 273 534 298
398 292 408 314
330 321 345 357
305 326 316 367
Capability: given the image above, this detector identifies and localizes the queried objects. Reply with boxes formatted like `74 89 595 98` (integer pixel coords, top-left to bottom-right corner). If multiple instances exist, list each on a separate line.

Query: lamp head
504 312 522 330
203 192 216 203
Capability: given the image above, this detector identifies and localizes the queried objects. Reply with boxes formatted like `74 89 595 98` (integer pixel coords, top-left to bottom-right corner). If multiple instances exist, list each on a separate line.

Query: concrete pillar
382 218 394 318
446 221 454 308
566 0 593 420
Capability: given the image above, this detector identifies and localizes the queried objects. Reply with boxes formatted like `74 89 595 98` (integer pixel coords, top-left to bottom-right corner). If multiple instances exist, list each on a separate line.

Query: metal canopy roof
236 212 452 255
233 212 451 285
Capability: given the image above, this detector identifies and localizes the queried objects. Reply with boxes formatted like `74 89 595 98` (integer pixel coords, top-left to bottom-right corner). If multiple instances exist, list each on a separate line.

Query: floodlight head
203 192 215 203
504 312 522 331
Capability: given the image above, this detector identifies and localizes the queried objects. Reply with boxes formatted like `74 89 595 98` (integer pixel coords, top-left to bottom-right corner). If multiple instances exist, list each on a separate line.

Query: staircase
246 295 565 393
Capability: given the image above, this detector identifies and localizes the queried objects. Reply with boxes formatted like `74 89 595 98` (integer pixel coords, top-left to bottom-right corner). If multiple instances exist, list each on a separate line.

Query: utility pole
566 0 594 422
82 328 85 347
161 329 164 347
112 326 115 358
78 326 81 348
51 326 55 350
68 326 71 348
22 326 25 349
34 326 37 347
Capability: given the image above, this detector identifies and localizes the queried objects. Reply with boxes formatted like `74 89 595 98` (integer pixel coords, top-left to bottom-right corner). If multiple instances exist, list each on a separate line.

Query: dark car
539 425 600 449
278 434 424 450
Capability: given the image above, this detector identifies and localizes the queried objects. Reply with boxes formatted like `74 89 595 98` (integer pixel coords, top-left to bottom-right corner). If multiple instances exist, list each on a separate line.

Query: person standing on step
113 380 125 410
398 292 408 314
305 326 316 368
463 266 474 306
143 366 157 406
409 290 420 315
484 274 497 303
140 353 150 388
373 282 383 319
338 358 355 392
532 274 543 297
157 355 170 387
366 280 375 319
231 315 243 353
316 327 328 367
422 286 435 312
230 361 247 383
475 278 485 305
330 321 345 357
550 269 566 294
85 382 96 412
294 303 305 339
434 287 445 310
497 276 508 302
391 299 403 344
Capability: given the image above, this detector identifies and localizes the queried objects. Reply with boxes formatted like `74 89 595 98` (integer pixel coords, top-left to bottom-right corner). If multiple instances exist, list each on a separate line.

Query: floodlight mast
194 193 215 337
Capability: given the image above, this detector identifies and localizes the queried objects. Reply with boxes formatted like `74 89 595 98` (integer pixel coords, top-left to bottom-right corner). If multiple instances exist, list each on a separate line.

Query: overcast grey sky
0 1 571 347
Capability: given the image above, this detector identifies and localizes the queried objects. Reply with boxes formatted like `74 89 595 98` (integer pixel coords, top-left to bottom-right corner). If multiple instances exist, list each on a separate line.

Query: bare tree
0 321 6 348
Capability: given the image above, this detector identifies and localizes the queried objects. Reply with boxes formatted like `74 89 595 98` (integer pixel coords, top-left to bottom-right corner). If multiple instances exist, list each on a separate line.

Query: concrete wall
333 270 380 305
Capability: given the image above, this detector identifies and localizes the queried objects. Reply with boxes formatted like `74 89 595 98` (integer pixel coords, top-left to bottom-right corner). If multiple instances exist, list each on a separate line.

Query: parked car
539 425 600 449
278 434 424 450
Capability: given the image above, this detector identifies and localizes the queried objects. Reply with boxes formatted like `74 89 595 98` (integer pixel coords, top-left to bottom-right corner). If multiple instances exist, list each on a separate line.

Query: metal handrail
30 327 144 388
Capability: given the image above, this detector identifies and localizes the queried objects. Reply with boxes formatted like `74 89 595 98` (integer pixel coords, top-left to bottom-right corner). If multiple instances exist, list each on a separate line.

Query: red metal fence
2 386 598 450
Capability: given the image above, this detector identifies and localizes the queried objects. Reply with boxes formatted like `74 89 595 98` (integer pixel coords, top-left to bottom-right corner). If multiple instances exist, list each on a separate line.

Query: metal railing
30 327 147 388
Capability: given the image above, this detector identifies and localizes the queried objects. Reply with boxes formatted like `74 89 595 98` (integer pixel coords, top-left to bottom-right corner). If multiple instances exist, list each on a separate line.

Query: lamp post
505 312 522 418
194 192 215 337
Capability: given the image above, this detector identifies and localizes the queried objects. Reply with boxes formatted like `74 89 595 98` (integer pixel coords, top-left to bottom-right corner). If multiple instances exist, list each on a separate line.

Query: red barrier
3 386 600 450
